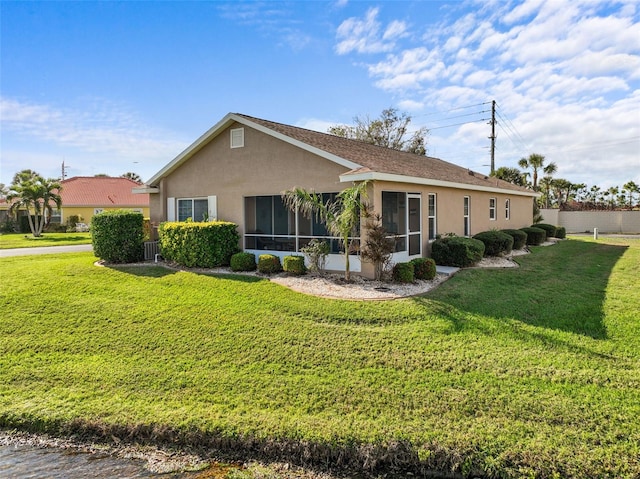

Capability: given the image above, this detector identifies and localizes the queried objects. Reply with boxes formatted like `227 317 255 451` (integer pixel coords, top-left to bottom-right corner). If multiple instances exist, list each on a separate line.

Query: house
54 176 150 226
135 113 537 278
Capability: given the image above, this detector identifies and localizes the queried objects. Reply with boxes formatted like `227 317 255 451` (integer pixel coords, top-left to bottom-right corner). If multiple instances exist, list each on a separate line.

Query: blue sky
1 0 639 191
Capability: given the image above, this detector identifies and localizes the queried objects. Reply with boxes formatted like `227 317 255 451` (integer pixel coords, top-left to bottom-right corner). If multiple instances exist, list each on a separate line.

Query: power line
428 117 490 130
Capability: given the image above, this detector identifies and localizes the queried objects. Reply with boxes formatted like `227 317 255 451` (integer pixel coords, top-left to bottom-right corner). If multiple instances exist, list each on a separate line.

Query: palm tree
539 176 554 208
7 170 62 237
623 181 639 207
606 186 619 208
518 153 557 191
121 172 142 183
282 181 370 281
491 166 527 187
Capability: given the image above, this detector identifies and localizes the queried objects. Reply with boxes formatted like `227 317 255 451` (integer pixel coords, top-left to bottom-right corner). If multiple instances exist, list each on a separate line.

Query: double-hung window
505 198 510 220
463 196 470 236
178 198 209 222
427 193 437 240
489 197 497 220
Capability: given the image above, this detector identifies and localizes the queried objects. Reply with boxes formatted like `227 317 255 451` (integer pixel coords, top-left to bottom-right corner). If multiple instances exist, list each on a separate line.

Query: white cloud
335 7 402 54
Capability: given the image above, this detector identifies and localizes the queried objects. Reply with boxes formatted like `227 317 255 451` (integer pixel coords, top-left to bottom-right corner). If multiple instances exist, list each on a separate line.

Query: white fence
540 209 640 234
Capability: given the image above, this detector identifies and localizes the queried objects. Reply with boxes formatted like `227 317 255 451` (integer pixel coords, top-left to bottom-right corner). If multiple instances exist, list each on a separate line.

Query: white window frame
230 128 244 148
427 193 437 241
505 198 510 220
176 197 211 222
489 197 497 220
463 196 470 236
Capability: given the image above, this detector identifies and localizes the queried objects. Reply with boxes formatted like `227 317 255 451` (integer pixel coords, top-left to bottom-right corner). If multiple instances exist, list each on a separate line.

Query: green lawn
0 237 638 478
0 232 92 249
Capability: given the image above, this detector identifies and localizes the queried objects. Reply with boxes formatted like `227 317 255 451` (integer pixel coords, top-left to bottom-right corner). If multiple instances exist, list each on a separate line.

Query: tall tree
623 181 639 207
121 172 142 183
551 178 572 208
518 153 557 191
539 175 554 208
282 181 370 281
328 108 429 155
7 170 62 237
491 166 527 186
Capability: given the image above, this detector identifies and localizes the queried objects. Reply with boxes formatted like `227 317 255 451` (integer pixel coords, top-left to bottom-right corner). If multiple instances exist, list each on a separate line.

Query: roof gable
146 112 536 197
60 177 149 207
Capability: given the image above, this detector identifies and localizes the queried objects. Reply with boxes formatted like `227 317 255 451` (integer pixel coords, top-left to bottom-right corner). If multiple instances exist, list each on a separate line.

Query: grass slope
0 238 638 478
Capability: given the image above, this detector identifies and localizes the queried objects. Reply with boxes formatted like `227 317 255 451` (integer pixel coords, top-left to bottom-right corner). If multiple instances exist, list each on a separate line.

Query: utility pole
61 160 70 180
489 100 496 175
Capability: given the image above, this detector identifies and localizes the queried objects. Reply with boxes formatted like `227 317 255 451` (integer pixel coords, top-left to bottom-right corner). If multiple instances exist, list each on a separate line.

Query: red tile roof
59 177 149 207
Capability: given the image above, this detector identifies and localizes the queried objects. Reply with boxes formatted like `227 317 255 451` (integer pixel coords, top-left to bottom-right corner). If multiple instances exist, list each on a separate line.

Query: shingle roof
235 114 533 195
59 176 149 207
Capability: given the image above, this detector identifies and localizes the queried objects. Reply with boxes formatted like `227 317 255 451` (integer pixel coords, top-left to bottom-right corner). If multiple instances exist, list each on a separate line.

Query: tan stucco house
135 113 537 277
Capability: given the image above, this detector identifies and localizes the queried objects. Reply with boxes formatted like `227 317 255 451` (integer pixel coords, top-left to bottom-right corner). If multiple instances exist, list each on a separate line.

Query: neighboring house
54 176 150 225
135 113 538 278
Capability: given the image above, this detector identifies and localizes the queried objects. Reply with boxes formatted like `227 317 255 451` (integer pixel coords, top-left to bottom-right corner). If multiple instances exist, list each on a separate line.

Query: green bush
555 226 566 239
533 223 556 239
431 236 485 267
473 230 514 257
230 252 257 272
501 229 528 250
158 221 239 268
410 257 436 280
520 227 546 246
258 254 282 274
392 262 414 283
92 210 144 263
300 239 330 274
283 255 307 275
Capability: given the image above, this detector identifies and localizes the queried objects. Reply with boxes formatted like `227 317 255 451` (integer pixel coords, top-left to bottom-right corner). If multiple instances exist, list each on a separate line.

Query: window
463 196 470 236
244 193 349 253
177 198 209 222
489 197 496 220
505 198 510 220
382 192 407 252
49 209 62 224
427 193 437 240
230 128 244 148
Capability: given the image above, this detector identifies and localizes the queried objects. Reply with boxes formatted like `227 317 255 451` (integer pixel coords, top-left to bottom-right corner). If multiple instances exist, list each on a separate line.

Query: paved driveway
0 244 94 257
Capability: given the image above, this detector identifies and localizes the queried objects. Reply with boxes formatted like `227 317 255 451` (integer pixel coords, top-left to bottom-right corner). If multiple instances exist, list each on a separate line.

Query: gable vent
230 128 244 148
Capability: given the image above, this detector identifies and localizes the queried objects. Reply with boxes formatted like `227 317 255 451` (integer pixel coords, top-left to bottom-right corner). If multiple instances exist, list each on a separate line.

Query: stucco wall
540 209 640 233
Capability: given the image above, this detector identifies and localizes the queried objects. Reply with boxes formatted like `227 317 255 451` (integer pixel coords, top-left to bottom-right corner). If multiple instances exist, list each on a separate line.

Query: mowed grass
0 237 638 478
0 232 92 249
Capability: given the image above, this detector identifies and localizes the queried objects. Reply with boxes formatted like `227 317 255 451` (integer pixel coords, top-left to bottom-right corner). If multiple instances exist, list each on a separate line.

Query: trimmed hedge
92 210 145 263
520 226 546 246
392 262 415 283
431 236 485 267
533 223 556 239
158 221 239 268
473 230 514 257
283 255 307 275
555 226 566 239
410 257 436 280
258 254 282 274
230 252 257 272
501 229 528 250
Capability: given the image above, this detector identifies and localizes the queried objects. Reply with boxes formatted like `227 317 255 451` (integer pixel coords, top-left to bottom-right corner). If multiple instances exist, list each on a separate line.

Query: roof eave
340 171 540 197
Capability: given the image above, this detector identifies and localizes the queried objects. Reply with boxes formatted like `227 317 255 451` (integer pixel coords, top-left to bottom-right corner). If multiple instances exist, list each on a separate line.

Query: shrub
66 215 82 232
410 257 436 280
555 226 566 239
158 221 239 268
392 262 414 283
533 223 556 239
283 255 306 275
501 229 528 250
230 252 257 272
520 227 546 246
92 210 144 263
473 230 514 257
431 236 485 267
360 212 395 281
258 254 282 274
300 239 330 275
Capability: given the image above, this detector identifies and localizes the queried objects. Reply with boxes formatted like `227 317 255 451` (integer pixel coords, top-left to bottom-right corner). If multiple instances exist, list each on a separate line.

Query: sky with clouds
1 0 638 191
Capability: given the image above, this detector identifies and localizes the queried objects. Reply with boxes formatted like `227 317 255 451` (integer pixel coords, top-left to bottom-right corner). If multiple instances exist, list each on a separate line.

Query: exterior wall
61 206 150 224
540 209 640 234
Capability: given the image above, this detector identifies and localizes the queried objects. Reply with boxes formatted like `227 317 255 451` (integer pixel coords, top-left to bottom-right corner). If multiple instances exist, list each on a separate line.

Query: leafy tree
539 175 554 208
491 166 527 186
518 153 557 191
623 181 639 207
282 181 370 281
606 186 619 208
551 178 572 208
328 108 429 155
121 172 142 183
7 170 62 237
